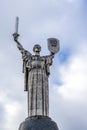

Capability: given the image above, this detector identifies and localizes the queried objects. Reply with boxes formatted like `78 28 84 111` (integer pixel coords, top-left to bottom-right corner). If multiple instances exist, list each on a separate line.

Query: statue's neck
35 52 40 56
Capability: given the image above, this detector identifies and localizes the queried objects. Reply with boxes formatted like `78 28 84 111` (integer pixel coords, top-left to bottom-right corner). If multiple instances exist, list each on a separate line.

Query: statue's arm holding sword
13 17 31 61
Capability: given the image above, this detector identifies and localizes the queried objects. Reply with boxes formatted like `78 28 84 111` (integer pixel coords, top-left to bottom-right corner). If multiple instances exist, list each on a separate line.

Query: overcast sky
0 0 87 130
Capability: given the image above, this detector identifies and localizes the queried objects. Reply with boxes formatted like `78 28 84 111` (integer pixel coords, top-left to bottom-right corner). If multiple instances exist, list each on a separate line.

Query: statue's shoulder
41 55 51 58
40 56 46 60
24 50 32 56
41 55 52 61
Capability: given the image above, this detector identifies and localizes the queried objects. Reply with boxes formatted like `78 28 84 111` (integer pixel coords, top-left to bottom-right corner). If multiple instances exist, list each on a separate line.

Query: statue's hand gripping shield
47 38 60 54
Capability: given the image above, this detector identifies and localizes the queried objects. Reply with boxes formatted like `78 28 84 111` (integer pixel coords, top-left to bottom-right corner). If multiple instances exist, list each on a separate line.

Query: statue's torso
27 55 46 70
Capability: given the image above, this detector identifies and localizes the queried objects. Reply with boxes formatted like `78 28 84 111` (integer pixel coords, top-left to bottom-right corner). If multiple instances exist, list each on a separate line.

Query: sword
13 16 19 39
15 16 19 34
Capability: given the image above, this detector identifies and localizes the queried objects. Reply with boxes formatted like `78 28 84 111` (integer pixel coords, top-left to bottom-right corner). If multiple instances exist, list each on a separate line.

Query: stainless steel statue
13 17 60 118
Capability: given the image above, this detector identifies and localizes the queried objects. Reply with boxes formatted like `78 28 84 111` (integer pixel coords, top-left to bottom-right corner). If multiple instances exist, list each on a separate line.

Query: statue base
19 116 59 130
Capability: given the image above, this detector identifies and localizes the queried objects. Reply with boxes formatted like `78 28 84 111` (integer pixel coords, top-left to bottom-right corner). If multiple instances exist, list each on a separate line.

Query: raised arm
13 33 32 61
13 33 25 54
45 52 55 66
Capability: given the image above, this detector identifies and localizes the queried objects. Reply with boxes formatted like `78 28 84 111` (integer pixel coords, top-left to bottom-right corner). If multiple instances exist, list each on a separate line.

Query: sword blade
15 16 19 34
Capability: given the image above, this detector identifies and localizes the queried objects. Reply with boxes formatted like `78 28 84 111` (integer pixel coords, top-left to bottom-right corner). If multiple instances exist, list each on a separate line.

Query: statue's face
33 44 41 53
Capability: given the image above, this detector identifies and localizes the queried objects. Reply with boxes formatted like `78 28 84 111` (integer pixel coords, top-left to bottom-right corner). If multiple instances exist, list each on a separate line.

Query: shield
47 38 60 54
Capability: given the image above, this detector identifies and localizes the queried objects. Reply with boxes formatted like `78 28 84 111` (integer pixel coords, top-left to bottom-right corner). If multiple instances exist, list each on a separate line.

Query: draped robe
15 40 54 117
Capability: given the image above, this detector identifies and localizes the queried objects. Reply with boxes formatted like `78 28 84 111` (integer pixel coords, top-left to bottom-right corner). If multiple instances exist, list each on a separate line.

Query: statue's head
33 44 41 54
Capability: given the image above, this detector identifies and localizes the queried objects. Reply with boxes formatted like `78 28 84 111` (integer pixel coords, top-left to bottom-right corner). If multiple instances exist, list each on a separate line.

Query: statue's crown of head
33 44 41 53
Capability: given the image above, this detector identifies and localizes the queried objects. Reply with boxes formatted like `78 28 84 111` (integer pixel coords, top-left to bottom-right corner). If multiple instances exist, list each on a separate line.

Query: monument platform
19 116 59 130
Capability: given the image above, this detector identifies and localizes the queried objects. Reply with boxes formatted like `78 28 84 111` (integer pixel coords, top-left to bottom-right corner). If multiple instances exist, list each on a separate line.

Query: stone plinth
19 117 59 130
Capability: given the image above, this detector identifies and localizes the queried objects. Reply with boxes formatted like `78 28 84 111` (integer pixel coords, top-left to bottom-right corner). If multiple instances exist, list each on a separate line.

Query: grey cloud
0 104 6 130
0 104 5 122
50 93 87 130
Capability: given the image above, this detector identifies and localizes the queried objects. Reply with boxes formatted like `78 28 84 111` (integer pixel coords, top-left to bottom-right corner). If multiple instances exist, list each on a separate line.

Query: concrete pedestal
19 117 59 130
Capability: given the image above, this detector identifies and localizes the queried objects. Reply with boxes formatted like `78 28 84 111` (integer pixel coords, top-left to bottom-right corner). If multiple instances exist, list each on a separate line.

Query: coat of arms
47 38 60 54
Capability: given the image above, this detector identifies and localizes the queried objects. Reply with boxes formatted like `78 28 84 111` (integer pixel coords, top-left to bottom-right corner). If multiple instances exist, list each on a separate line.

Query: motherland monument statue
13 17 60 130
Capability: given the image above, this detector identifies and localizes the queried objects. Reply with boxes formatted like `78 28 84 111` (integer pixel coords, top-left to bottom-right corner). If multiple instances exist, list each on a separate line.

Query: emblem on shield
47 38 60 54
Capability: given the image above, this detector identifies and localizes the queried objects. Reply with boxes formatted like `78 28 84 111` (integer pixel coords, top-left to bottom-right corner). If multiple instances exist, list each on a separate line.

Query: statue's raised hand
13 33 19 41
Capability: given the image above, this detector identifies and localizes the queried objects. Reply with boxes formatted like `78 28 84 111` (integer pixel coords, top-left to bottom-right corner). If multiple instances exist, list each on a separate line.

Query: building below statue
19 116 59 130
